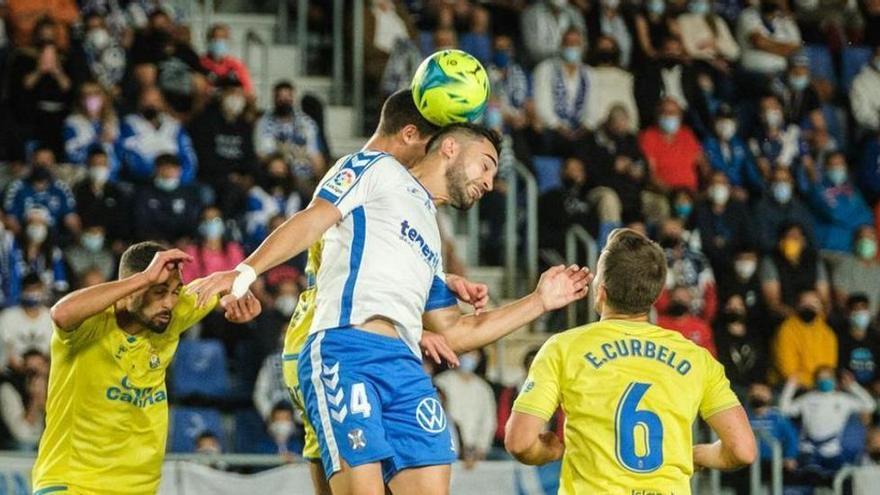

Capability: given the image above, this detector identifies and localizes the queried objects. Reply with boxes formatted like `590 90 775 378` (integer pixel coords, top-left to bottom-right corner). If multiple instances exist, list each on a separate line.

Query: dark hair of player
601 229 667 315
424 122 502 156
119 241 169 279
377 89 439 138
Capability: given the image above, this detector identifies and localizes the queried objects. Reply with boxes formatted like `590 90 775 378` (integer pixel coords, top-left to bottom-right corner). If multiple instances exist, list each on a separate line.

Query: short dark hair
207 23 228 39
377 89 439 138
601 229 667 315
86 145 107 162
154 153 180 168
119 241 168 279
424 123 501 156
847 293 870 309
273 80 294 94
22 274 44 290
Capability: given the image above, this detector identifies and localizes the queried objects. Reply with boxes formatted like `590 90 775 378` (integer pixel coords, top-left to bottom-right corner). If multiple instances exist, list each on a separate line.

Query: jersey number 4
614 382 664 473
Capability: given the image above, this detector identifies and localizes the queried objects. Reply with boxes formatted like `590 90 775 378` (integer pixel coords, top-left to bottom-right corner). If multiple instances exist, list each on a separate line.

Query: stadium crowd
2 0 880 490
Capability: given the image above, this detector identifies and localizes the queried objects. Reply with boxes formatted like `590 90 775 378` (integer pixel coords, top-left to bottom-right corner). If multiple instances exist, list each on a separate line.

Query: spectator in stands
633 0 678 65
862 428 880 466
17 208 68 295
520 0 587 67
182 207 245 283
254 81 325 189
762 223 830 318
3 159 80 239
670 188 696 226
200 23 254 97
7 17 73 158
188 76 256 217
657 285 717 355
715 295 769 393
831 226 880 314
131 153 202 243
575 105 647 234
695 170 755 274
435 350 497 469
63 224 114 284
779 54 821 127
678 0 740 69
253 351 292 426
7 0 78 50
773 290 837 386
801 111 839 176
0 349 48 451
585 0 633 68
486 34 532 161
538 157 593 258
749 95 805 178
194 430 223 455
747 383 800 481
780 367 874 473
117 86 198 185
62 82 119 169
586 36 639 130
532 28 590 156
70 11 126 92
640 97 707 194
805 151 874 253
0 215 24 309
736 0 801 91
837 294 880 386
850 46 880 134
634 38 699 129
262 154 303 217
264 402 301 456
859 128 880 204
0 275 52 370
459 6 492 64
718 248 767 320
72 148 132 252
794 0 862 48
753 167 816 253
703 104 762 196
365 0 416 119
656 217 718 320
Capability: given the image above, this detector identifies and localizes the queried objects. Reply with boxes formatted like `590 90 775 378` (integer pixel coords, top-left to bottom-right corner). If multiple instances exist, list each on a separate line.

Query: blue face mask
771 181 792 204
647 0 666 14
674 202 693 219
485 107 503 130
851 310 872 331
688 0 710 15
659 115 681 134
199 218 225 240
492 50 511 69
155 177 180 192
816 378 836 393
561 47 583 64
209 39 229 58
789 74 809 91
827 167 847 186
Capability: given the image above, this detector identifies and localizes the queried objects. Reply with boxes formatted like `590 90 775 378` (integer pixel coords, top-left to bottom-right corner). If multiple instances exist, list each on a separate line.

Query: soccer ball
411 49 490 126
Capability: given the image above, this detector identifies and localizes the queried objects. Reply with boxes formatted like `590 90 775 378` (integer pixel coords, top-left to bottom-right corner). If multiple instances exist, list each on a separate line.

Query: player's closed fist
535 264 593 312
538 431 564 461
221 292 262 323
446 274 489 314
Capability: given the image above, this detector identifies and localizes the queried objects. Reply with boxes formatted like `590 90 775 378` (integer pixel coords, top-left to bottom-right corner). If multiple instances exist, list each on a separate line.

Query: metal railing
504 161 538 297
295 0 307 70
749 435 784 495
243 29 270 106
564 225 597 327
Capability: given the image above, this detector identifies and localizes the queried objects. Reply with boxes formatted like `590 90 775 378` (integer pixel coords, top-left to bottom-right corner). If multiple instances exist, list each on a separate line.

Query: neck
600 311 650 323
23 307 42 318
563 62 578 74
410 157 449 205
114 303 147 336
362 133 399 157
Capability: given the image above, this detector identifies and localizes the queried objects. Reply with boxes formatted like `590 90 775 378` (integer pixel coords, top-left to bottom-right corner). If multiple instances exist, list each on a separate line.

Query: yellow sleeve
55 306 114 347
172 283 221 335
512 336 563 421
699 351 741 420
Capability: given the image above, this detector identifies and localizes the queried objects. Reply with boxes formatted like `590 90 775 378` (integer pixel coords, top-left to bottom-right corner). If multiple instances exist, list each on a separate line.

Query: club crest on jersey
348 428 366 450
149 353 161 369
415 398 447 433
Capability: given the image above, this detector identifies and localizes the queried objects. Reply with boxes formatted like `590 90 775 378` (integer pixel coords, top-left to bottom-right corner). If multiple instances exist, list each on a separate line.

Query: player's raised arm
50 249 193 331
423 265 591 353
693 406 757 471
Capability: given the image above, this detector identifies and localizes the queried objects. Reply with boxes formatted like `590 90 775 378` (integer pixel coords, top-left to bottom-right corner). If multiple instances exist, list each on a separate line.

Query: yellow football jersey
282 240 322 459
32 286 217 495
513 319 740 495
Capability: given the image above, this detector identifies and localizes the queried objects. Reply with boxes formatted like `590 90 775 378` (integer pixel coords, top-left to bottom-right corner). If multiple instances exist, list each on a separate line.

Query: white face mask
222 94 246 117
764 109 784 129
87 28 111 50
708 184 730 205
275 294 298 316
715 119 736 141
26 223 48 244
549 0 568 7
734 259 757 279
90 165 110 185
268 420 295 443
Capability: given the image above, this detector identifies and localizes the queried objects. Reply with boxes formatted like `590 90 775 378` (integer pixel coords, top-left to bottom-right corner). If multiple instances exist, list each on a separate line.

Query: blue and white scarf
553 63 589 129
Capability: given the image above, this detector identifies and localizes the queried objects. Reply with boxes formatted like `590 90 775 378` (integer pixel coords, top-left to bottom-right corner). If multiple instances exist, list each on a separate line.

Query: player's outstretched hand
420 331 460 367
535 264 593 312
538 431 565 462
221 292 262 323
142 249 193 285
446 274 490 314
189 270 238 307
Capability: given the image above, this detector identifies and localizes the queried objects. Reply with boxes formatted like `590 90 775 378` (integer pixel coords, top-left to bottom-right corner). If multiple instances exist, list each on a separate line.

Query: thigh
308 459 333 495
387 464 451 495
328 460 386 495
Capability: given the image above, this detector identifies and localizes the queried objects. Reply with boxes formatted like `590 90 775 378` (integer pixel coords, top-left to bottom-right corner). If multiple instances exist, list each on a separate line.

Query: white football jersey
310 150 457 356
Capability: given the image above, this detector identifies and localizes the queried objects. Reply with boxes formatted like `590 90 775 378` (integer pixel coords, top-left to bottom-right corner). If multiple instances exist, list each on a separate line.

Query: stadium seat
804 45 836 86
532 156 563 194
169 406 224 453
170 339 230 399
842 46 873 92
233 408 273 454
840 413 867 464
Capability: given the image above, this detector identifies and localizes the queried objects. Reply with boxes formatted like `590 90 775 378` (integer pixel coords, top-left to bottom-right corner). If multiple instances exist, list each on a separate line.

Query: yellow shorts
282 353 320 460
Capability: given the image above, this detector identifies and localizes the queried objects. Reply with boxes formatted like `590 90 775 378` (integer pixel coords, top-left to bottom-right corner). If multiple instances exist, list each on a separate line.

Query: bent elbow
732 437 758 468
504 430 531 461
49 304 67 329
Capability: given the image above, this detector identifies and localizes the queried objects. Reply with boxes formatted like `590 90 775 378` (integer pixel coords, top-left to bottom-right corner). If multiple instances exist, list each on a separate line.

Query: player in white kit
190 124 591 495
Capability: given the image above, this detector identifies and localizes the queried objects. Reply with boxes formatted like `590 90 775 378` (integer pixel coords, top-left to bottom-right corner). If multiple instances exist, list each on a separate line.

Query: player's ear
400 124 419 144
440 136 458 161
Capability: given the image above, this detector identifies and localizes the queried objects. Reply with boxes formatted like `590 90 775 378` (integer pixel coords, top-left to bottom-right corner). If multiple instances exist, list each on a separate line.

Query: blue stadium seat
532 156 563 194
418 31 434 56
842 46 873 92
233 408 273 454
169 406 223 453
170 339 230 399
840 413 867 464
804 45 836 85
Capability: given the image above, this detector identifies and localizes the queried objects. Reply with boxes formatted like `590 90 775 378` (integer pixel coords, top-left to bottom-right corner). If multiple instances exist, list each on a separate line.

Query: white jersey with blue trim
310 150 457 356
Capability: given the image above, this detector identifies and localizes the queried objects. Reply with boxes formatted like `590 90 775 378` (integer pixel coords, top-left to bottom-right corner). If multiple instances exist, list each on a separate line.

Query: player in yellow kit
505 229 756 495
32 242 261 495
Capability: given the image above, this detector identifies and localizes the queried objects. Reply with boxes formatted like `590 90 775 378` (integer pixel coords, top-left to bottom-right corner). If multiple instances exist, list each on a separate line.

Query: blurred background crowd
3 0 880 491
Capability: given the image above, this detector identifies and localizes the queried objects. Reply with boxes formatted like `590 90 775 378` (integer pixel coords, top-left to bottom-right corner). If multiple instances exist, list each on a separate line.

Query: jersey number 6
614 382 664 473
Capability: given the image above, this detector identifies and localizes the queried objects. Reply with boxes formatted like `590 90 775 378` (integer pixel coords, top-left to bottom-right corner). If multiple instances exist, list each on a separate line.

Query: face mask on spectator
851 310 872 331
196 443 221 455
826 167 847 186
789 74 809 91
155 177 180 192
796 306 817 324
771 181 792 204
857 238 878 260
666 301 689 317
459 353 479 373
561 46 583 64
708 184 730 205
222 94 246 117
26 223 48 244
90 166 110 185
20 291 45 308
85 95 103 116
275 294 297 316
715 119 736 141
268 419 295 443
199 218 225 240
142 106 160 121
674 202 692 219
763 109 783 129
816 377 835 392
780 238 804 262
688 0 710 15
647 0 666 14
659 115 680 134
209 39 229 58
274 101 294 117
601 0 620 9
492 50 511 69
87 28 111 50
485 106 503 130
734 259 757 279
81 232 105 252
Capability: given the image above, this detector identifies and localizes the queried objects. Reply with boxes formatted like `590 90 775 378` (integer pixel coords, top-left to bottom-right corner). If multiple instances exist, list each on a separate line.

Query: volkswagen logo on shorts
415 398 447 433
